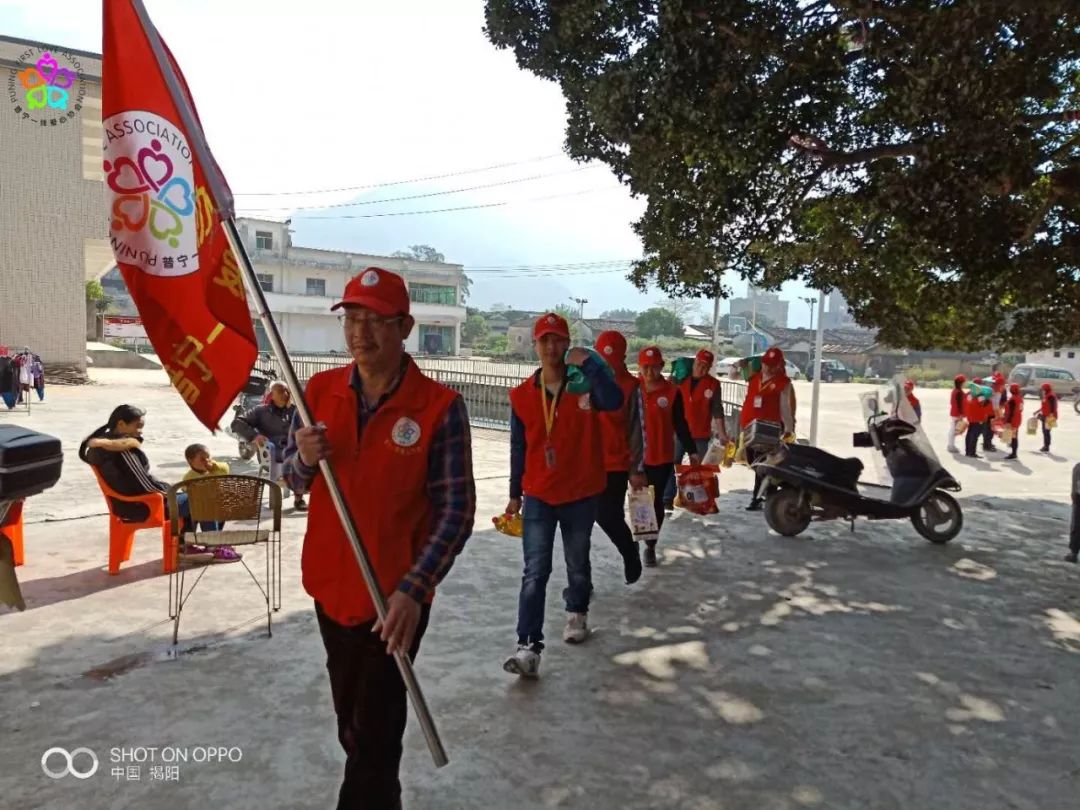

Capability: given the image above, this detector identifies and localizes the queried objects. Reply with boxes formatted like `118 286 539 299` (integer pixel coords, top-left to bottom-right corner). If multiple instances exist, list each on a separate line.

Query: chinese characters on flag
102 0 256 430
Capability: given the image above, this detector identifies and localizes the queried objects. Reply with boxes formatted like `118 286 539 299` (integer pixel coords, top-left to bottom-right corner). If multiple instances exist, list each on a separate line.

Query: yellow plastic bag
627 485 658 544
1026 416 1039 436
1000 426 1016 444
954 418 968 436
1047 416 1058 430
492 513 523 538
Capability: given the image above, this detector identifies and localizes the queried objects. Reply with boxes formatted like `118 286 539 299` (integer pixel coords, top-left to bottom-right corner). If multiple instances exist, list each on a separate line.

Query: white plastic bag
702 437 726 467
627 485 658 544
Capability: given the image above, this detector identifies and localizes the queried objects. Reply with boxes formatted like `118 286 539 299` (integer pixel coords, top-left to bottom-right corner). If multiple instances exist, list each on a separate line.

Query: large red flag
102 0 256 431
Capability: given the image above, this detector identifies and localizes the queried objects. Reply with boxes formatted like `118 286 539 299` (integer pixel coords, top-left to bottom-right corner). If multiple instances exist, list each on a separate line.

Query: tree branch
1025 110 1080 126
788 135 923 168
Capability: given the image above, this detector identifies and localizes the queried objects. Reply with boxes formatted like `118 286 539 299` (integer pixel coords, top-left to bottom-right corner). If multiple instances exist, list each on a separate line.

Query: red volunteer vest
1006 396 1023 428
906 393 921 412
510 371 606 506
743 372 790 425
597 370 639 472
301 361 458 626
1042 395 1058 418
641 379 678 466
950 389 965 418
963 394 988 422
679 375 720 439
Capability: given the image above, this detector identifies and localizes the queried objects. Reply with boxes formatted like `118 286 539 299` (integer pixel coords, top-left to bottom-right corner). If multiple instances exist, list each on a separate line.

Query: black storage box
0 425 64 500
742 419 783 451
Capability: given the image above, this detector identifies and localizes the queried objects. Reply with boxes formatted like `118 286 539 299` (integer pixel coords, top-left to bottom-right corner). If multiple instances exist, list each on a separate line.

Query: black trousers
746 447 763 503
965 421 983 456
1009 437 1018 456
644 463 674 539
1039 415 1052 450
316 601 431 810
983 418 996 450
595 471 637 560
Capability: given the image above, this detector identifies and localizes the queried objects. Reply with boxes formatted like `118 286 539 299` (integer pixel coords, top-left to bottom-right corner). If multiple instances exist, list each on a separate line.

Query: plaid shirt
283 360 475 603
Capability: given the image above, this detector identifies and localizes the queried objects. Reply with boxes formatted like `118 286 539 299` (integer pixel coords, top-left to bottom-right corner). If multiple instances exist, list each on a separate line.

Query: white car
785 360 805 380
714 356 803 380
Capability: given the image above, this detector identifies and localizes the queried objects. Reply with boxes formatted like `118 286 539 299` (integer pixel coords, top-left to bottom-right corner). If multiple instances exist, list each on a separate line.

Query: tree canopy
484 1 1080 350
636 306 684 339
599 307 640 320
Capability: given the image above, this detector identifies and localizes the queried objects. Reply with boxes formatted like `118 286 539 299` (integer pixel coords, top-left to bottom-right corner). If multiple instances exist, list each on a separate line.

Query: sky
1 0 818 326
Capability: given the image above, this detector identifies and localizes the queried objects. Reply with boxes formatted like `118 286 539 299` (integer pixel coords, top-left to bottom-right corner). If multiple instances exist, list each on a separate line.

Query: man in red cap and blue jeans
502 313 624 678
663 348 729 510
283 266 476 809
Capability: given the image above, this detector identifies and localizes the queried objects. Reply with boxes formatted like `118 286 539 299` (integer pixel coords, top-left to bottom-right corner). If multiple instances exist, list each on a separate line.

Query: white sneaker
563 612 589 644
503 645 540 678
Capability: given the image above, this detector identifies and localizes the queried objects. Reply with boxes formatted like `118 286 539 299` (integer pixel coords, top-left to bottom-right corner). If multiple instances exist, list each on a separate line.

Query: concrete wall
0 37 104 372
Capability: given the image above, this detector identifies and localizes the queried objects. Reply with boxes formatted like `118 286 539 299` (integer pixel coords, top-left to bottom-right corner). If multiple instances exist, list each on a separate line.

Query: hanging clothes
30 355 44 401
0 357 16 410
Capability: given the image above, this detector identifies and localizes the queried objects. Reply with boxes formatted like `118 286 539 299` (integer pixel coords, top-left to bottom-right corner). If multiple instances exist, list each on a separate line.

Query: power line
274 186 623 220
237 166 598 213
466 259 636 273
233 153 565 196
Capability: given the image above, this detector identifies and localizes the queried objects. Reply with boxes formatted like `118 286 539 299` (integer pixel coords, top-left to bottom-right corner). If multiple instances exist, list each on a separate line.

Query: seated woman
78 404 240 564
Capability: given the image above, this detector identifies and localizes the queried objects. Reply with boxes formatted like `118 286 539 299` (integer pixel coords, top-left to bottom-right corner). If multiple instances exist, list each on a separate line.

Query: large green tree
636 306 684 338
484 1 1080 350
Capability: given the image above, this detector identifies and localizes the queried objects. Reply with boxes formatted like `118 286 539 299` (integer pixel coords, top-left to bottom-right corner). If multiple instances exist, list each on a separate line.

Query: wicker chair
166 475 282 645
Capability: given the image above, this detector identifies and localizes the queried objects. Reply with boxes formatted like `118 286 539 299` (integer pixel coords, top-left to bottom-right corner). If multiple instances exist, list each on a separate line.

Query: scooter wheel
911 491 963 544
764 489 811 537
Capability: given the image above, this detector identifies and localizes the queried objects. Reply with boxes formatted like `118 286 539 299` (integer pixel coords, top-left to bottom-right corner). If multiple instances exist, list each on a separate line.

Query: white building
235 218 467 356
822 290 856 330
1026 347 1080 377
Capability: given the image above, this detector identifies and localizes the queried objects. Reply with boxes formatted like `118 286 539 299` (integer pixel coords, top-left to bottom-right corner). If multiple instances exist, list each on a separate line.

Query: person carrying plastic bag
637 346 699 566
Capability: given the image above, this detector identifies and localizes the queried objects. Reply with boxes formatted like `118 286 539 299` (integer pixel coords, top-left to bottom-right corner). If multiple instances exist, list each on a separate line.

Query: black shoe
984 446 998 453
746 500 763 512
1004 454 1018 460
1040 447 1050 453
623 547 643 584
965 453 982 459
643 545 658 567
293 495 307 511
1066 552 1078 563
662 499 674 512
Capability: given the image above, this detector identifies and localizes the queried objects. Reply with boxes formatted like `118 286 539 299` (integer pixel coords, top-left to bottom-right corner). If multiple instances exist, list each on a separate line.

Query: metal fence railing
263 353 748 433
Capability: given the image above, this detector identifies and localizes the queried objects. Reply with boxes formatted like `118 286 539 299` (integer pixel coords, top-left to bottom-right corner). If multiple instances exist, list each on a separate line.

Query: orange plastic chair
1 502 23 567
91 468 175 575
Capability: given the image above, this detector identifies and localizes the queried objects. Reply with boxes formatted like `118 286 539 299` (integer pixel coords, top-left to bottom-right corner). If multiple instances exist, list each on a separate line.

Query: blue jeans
516 494 597 651
663 437 711 503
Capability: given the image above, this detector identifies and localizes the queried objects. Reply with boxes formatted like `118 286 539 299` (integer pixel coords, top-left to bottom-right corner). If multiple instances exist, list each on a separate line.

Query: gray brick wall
1 38 105 370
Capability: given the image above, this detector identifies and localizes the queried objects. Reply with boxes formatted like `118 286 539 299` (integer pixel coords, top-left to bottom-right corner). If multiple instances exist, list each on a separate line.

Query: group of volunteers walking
947 371 1059 460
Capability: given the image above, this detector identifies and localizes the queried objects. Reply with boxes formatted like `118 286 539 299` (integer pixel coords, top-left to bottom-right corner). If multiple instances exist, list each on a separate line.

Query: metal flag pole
127 0 448 768
808 294 826 446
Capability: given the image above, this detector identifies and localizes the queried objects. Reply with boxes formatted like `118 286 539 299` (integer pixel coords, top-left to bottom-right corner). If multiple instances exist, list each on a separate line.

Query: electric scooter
753 380 964 543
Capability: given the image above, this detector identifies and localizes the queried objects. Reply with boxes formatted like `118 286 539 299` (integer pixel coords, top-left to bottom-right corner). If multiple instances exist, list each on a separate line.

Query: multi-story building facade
235 218 467 355
822 290 856 330
0 36 110 375
729 284 790 329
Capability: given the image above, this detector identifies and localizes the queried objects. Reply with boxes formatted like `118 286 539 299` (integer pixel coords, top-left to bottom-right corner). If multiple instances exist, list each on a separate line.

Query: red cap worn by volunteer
762 347 784 367
1042 382 1053 392
595 331 628 365
638 346 664 367
534 313 570 340
954 374 967 384
331 267 410 316
1009 383 1021 396
695 349 714 367
904 379 915 390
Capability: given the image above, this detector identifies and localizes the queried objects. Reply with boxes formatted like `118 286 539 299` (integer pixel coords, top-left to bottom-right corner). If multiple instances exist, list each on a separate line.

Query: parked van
1007 364 1080 399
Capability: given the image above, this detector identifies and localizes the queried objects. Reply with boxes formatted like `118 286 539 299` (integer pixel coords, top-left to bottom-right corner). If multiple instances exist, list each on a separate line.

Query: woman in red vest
947 374 966 453
1038 382 1059 453
284 267 476 808
903 379 922 422
593 330 647 585
963 383 991 458
502 313 624 678
663 348 730 509
1003 383 1024 460
742 347 795 511
638 346 699 565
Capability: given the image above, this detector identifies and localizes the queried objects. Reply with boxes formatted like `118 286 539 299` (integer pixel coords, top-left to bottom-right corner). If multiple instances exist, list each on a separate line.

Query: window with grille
306 278 326 297
255 231 273 250
408 283 456 306
256 273 273 292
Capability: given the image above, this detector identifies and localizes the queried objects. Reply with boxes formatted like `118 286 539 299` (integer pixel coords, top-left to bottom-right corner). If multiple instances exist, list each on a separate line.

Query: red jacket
1005 396 1024 429
949 388 965 418
1042 394 1059 418
509 374 606 505
301 361 458 626
742 372 791 426
678 375 720 439
641 379 678 466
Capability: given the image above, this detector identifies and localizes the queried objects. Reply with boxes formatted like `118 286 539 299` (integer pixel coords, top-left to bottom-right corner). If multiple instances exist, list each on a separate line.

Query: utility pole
808 294 826 447
571 297 588 319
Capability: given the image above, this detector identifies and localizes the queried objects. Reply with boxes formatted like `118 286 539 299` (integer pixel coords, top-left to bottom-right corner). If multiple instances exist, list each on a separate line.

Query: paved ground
1 370 1078 809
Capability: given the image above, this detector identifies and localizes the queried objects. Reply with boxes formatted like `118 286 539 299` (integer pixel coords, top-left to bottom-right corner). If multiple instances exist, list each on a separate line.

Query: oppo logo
41 746 99 779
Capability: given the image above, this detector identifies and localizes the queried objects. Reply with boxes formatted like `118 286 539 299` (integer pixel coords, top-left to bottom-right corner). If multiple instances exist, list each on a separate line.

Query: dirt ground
1 369 1078 810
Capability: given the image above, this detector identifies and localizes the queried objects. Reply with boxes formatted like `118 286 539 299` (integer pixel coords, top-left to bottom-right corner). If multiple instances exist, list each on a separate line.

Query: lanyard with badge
539 374 563 468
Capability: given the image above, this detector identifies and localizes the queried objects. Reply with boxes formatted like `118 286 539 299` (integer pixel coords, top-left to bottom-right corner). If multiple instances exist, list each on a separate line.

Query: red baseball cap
595 330 627 363
638 346 664 367
904 379 915 390
974 377 984 385
534 313 570 340
695 349 715 367
1042 382 1053 392
762 347 784 367
1009 383 1021 396
954 374 967 384
331 267 409 317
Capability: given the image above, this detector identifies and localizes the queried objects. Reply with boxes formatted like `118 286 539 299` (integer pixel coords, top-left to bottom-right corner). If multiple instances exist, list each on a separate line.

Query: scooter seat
785 444 864 490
